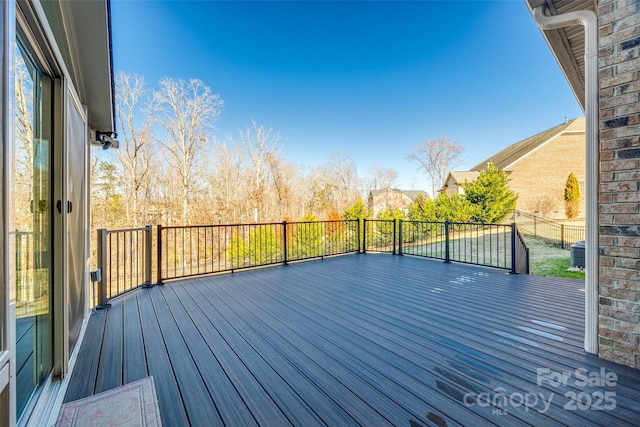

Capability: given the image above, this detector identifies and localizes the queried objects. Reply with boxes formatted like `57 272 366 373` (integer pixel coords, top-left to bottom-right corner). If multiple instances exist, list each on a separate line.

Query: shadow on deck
64 254 640 426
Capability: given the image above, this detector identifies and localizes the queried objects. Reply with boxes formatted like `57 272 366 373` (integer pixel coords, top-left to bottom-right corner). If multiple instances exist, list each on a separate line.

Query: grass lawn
522 234 585 280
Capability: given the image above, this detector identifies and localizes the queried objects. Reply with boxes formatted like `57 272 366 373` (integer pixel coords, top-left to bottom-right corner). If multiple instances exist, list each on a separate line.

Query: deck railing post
560 223 565 249
96 228 109 308
144 225 152 287
157 224 163 285
356 219 361 253
398 219 403 255
392 220 397 255
444 221 451 263
282 221 288 265
363 219 367 253
510 223 517 274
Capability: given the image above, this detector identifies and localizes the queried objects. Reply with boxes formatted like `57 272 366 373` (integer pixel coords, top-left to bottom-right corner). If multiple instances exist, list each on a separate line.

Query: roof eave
524 0 596 112
42 0 115 133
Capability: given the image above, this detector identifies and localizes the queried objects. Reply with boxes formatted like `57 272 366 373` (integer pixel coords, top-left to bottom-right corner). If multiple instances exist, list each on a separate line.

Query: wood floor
64 254 640 426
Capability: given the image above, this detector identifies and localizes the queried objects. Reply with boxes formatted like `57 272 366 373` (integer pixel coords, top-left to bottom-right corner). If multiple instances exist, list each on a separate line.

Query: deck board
122 296 148 384
136 291 190 427
148 288 223 426
65 254 640 426
64 309 106 402
95 302 123 393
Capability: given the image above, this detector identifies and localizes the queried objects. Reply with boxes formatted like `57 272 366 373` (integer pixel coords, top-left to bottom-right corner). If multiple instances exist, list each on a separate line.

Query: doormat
56 376 162 427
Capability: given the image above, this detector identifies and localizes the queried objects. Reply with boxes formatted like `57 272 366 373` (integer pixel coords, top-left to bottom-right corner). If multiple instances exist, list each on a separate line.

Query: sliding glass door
15 38 53 420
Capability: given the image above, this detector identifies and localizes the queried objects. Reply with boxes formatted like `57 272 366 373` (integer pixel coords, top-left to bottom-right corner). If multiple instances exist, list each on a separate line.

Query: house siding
368 189 424 217
597 0 640 369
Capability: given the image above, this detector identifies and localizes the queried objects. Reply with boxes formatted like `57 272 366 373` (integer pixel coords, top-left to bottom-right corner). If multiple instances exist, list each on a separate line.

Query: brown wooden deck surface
64 254 640 426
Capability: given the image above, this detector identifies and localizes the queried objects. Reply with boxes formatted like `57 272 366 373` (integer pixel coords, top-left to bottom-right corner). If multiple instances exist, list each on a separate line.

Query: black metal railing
398 220 514 270
512 210 584 248
155 220 359 282
95 226 152 307
397 220 446 259
362 219 397 253
95 219 529 304
157 223 284 282
16 231 34 317
512 224 530 274
286 220 359 262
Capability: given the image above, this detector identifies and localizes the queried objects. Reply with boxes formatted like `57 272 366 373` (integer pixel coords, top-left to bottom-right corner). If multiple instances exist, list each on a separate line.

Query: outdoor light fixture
91 130 119 150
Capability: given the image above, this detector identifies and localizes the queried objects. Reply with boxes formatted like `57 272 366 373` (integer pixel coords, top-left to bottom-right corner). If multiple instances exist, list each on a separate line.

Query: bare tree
265 152 293 220
153 78 223 225
115 72 155 226
406 135 464 197
229 120 283 222
310 152 361 216
365 163 399 192
526 195 559 218
209 141 245 223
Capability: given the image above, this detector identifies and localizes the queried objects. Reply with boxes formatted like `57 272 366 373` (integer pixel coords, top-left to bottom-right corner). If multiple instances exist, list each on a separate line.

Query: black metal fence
512 210 584 249
95 219 528 304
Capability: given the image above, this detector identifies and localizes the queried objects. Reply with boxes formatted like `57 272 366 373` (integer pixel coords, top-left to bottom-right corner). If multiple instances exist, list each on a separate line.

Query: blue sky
111 0 583 190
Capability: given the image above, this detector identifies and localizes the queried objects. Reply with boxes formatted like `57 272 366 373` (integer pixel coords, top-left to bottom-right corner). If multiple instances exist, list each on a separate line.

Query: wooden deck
64 254 640 426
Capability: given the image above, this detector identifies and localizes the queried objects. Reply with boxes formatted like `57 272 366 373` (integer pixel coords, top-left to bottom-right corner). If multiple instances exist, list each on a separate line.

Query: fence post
143 225 152 287
398 219 403 255
96 228 109 308
444 220 451 263
363 219 367 254
510 223 517 274
560 224 565 249
392 220 397 255
282 221 288 265
156 225 163 285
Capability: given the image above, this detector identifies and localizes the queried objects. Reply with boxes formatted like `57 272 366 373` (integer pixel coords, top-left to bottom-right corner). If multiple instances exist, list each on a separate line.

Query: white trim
533 5 599 355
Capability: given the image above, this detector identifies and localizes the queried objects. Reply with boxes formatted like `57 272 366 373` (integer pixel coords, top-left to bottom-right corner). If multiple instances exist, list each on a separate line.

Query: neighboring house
525 0 640 369
440 171 481 196
368 188 428 217
443 118 586 219
1 1 116 426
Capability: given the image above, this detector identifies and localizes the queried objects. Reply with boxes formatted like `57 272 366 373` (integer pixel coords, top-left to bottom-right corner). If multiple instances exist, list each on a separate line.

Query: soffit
40 0 115 132
524 0 597 111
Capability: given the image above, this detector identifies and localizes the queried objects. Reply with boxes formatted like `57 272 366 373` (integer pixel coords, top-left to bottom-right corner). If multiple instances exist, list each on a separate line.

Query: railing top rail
403 220 510 227
448 221 510 227
513 209 585 229
287 219 357 225
101 226 148 234
159 222 285 230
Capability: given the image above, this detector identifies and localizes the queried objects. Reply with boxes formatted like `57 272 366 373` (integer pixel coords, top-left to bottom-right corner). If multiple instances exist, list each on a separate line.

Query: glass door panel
15 40 52 420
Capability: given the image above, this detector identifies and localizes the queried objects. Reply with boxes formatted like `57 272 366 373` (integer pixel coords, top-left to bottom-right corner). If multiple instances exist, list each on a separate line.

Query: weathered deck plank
65 254 640 427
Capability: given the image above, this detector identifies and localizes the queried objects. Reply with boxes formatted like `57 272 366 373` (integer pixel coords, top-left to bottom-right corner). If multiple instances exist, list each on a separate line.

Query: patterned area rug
56 377 162 427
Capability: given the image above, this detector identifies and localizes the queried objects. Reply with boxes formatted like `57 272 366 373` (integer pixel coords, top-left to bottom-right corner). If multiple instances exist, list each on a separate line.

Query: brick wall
508 122 586 219
597 0 640 369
